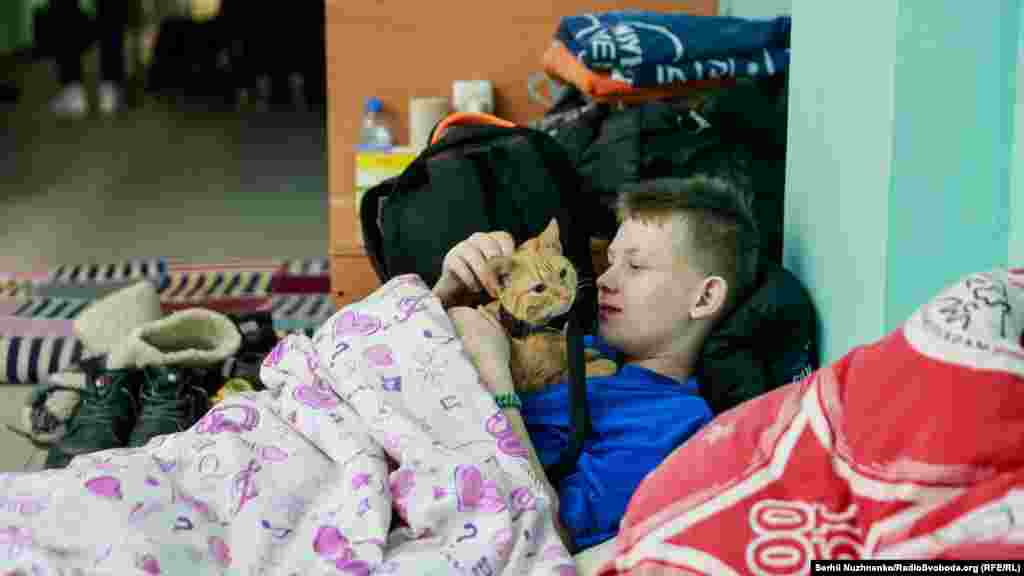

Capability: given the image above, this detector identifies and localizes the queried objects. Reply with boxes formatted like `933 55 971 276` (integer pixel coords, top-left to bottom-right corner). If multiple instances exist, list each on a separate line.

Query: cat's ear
489 256 518 292
539 218 563 254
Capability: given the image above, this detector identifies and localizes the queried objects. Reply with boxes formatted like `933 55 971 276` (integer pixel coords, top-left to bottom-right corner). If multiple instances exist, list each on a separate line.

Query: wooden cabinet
329 250 382 307
325 0 717 308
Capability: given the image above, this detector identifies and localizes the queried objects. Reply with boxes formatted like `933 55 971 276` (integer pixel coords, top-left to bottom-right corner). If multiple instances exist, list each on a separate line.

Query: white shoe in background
98 82 122 115
49 83 88 118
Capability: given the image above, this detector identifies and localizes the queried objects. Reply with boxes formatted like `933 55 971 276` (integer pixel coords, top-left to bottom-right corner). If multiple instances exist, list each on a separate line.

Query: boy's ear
690 275 729 320
488 256 518 292
539 218 562 254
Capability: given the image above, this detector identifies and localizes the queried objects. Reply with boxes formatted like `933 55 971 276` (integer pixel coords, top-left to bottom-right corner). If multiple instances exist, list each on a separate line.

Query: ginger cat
478 219 617 394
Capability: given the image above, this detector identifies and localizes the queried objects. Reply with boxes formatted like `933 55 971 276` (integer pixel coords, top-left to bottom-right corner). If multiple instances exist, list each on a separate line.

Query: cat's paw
585 358 618 378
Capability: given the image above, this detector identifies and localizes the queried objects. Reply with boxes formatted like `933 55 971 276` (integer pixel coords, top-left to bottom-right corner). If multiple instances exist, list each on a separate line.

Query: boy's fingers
459 246 496 295
492 231 515 257
478 233 514 297
448 256 481 294
480 269 499 299
452 231 515 298
471 231 514 259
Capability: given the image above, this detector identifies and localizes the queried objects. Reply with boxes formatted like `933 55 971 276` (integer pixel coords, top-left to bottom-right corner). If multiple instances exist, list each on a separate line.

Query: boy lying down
437 175 760 553
0 176 756 574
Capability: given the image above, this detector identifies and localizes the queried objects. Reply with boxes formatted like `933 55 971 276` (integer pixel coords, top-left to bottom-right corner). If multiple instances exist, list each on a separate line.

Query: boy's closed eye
610 252 646 271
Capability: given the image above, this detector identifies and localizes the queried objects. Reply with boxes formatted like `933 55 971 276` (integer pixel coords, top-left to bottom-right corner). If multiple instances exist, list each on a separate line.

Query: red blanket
602 268 1024 574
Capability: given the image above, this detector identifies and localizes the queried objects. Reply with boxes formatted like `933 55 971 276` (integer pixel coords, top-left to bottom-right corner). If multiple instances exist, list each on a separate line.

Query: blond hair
616 175 760 316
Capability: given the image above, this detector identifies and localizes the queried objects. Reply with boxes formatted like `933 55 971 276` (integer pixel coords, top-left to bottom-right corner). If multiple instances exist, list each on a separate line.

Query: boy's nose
597 269 617 293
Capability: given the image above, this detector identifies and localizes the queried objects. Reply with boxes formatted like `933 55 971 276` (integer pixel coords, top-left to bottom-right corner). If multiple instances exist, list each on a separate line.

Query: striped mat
48 259 167 284
0 258 337 385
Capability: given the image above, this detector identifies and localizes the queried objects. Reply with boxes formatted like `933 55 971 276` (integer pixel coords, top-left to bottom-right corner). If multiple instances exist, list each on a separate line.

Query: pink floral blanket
0 275 574 575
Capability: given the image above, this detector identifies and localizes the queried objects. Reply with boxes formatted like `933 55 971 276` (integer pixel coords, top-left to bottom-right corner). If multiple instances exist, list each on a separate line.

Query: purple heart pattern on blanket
486 411 529 459
0 273 574 574
455 465 507 514
334 310 382 339
313 525 371 575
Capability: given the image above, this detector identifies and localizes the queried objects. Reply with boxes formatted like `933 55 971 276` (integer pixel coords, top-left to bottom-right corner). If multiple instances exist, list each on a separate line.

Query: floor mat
0 257 335 384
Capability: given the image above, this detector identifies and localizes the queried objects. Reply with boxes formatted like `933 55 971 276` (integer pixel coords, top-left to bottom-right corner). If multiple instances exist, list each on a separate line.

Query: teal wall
1013 3 1024 266
885 0 1017 331
719 0 791 19
785 0 1021 363
784 0 898 364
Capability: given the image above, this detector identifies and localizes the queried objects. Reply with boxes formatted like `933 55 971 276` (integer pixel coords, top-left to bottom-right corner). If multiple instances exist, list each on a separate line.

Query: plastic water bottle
359 97 393 150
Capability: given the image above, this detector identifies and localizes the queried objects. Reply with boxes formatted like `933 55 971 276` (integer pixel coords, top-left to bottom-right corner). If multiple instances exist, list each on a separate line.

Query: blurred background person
144 0 324 112
47 0 129 117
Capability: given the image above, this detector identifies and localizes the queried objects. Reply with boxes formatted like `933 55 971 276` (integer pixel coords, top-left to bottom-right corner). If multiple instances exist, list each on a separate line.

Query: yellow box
355 147 418 217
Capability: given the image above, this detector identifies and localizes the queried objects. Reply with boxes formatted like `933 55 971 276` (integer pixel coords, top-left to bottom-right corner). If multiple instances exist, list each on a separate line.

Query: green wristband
494 392 522 410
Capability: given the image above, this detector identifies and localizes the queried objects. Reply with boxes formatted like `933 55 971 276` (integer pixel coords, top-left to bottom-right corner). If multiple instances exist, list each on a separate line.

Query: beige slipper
73 280 164 357
107 307 242 370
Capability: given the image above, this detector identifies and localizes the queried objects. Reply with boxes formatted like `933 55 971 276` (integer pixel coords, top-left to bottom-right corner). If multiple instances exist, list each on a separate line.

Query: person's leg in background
214 0 245 107
300 0 326 111
265 11 292 112
229 1 277 109
0 50 20 103
49 0 88 117
260 2 312 111
265 0 325 112
0 82 17 102
95 0 128 114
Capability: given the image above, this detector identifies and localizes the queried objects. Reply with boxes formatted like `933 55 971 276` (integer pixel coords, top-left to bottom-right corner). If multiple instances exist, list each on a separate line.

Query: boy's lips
598 304 622 319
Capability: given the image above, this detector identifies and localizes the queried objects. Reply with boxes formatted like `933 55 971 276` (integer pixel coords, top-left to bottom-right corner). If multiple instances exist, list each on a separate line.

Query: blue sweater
520 337 712 550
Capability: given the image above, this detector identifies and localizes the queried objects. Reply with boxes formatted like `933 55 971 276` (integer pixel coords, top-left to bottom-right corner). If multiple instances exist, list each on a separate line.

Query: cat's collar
498 305 559 339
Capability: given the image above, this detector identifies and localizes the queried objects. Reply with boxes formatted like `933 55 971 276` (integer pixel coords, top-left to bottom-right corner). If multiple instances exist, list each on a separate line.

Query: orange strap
429 112 518 145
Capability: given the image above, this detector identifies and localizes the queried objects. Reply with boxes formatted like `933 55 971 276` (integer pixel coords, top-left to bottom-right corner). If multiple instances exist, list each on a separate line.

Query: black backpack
360 113 601 331
538 78 788 274
359 113 596 495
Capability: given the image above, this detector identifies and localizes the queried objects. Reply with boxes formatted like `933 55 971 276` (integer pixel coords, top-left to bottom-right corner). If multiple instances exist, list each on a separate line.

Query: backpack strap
545 308 590 494
429 111 517 145
359 179 395 281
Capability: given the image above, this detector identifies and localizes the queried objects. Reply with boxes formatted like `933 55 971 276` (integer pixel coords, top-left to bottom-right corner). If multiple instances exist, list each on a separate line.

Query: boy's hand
433 231 516 307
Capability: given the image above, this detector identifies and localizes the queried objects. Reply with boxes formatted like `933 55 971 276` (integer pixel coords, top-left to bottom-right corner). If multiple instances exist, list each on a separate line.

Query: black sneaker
126 365 210 448
229 311 280 358
217 310 279 389
43 360 142 469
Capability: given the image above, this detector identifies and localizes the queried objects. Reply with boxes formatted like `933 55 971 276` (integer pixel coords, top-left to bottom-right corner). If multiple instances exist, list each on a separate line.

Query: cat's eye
559 269 568 279
532 284 546 294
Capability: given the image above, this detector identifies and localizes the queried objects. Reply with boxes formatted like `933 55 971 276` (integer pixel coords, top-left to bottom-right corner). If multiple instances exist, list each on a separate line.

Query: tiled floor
0 51 329 471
